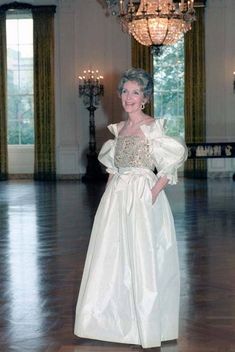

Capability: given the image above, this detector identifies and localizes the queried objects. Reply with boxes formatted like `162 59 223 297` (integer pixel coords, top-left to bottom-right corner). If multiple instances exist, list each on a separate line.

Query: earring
141 102 145 110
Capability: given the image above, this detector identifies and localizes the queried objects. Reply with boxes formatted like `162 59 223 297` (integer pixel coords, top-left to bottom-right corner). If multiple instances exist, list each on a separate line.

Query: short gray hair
117 68 153 100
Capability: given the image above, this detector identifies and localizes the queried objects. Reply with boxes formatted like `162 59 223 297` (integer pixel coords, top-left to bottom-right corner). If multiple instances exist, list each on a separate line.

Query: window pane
7 95 20 120
7 46 19 68
154 92 163 116
6 20 18 45
6 14 34 145
19 70 33 94
178 93 184 115
164 117 184 137
21 121 34 144
153 38 185 137
161 92 176 116
8 121 20 144
158 47 179 65
19 45 33 62
161 66 178 90
18 19 33 44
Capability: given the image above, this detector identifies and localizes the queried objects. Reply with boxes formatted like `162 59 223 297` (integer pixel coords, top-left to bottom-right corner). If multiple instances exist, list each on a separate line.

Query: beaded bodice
114 136 154 170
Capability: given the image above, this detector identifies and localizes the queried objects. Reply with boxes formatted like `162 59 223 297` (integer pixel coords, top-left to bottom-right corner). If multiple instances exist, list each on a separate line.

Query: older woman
74 68 188 349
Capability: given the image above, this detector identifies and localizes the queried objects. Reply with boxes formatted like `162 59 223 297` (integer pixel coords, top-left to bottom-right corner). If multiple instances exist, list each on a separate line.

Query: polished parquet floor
0 178 235 352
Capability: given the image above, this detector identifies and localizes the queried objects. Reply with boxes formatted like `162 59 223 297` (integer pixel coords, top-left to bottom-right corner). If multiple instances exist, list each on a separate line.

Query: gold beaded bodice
114 136 154 170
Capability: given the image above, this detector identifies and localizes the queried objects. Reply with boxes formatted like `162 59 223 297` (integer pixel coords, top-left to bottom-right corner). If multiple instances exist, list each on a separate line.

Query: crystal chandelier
105 0 196 49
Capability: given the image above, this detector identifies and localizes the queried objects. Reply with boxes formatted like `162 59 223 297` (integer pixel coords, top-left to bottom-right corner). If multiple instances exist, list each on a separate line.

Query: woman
74 68 188 349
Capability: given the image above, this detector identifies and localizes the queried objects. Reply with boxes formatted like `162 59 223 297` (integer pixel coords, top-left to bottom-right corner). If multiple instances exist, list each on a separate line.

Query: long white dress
74 119 188 348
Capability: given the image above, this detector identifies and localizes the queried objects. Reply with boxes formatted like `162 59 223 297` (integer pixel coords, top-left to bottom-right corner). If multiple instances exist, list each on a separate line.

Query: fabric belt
106 167 157 214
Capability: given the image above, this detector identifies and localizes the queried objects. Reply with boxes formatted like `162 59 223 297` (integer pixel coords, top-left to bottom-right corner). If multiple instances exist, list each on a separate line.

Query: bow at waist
106 167 157 214
107 167 155 178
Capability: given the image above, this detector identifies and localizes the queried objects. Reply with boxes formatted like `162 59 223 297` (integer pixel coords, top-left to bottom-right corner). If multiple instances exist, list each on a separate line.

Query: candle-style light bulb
119 0 124 14
180 0 184 11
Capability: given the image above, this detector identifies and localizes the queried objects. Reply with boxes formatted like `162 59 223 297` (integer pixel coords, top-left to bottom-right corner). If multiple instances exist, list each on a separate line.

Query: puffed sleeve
141 119 188 185
98 124 118 174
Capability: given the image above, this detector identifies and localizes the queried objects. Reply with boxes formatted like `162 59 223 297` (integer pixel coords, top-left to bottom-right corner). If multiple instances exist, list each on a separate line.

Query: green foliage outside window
7 17 34 145
153 38 185 137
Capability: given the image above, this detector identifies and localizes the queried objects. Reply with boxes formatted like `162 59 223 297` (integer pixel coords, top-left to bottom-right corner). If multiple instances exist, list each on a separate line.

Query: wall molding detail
57 146 80 174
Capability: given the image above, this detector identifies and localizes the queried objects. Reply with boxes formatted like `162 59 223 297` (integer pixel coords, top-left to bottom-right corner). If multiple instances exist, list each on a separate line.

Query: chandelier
105 0 196 49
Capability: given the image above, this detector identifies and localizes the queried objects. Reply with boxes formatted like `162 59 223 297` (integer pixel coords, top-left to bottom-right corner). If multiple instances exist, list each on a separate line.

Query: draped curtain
184 6 207 178
0 3 56 181
131 38 153 116
33 6 56 181
0 10 8 180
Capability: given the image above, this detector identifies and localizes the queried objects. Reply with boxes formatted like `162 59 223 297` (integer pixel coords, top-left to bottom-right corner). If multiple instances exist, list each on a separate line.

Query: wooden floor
0 178 235 352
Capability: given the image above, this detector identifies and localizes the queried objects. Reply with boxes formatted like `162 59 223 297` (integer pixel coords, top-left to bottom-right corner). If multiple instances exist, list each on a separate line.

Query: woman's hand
151 189 159 205
105 174 113 190
151 176 169 205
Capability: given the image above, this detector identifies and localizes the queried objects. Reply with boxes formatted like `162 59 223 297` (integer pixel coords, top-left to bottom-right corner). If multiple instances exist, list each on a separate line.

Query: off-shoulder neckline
108 119 165 138
118 119 155 130
116 119 156 138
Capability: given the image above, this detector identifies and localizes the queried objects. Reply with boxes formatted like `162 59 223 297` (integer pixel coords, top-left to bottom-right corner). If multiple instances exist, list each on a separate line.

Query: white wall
55 0 131 176
205 0 235 176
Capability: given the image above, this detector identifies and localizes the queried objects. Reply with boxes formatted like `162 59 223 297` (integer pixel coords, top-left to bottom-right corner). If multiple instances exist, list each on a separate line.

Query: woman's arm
105 173 114 189
151 175 169 204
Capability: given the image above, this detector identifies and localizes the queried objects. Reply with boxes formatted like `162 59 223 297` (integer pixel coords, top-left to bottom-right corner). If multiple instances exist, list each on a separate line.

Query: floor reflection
59 345 145 352
1 179 235 351
7 183 42 342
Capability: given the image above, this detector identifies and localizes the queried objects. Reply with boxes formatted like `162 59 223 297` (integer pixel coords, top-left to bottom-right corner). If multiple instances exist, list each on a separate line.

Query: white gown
74 119 188 348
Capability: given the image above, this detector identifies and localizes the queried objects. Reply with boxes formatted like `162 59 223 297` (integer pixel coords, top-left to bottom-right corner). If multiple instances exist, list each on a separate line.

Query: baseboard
207 171 235 178
8 173 84 181
57 174 82 180
9 174 34 179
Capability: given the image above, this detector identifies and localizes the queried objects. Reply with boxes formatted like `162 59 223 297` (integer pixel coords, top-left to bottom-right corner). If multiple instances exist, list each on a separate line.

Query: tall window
153 38 184 137
6 12 34 145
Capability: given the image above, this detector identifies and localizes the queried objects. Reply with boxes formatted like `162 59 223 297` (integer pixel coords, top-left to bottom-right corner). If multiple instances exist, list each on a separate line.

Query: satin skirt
74 168 180 348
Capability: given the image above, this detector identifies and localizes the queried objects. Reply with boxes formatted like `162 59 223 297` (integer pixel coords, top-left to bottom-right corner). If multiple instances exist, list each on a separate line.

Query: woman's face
121 80 147 114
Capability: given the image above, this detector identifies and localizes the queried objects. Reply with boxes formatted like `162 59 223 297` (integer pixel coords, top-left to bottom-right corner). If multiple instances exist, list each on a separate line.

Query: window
6 12 34 145
153 38 184 137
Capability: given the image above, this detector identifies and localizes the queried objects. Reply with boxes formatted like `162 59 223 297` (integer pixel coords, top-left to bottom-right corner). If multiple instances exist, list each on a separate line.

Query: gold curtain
131 38 153 116
0 11 8 180
32 6 56 181
184 7 207 178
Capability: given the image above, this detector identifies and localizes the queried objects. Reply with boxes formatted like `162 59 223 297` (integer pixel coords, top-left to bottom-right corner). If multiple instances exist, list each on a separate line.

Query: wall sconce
78 69 105 182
